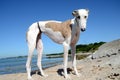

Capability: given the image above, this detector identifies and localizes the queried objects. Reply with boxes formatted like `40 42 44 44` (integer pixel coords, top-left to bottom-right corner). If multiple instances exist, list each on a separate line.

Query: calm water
0 55 63 75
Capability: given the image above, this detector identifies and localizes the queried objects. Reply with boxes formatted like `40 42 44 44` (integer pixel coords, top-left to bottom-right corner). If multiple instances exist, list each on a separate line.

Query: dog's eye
84 16 87 19
77 16 80 19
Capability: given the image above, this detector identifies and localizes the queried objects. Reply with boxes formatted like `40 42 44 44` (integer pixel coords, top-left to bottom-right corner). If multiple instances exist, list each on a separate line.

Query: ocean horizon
0 55 64 75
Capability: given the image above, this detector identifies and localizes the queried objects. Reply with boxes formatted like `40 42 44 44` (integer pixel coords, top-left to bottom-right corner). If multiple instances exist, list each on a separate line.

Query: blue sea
0 55 64 75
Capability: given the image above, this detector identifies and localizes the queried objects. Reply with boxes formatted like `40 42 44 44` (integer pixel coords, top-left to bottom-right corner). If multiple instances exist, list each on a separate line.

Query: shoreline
0 61 83 80
0 54 120 80
0 55 64 75
0 53 90 75
0 55 120 80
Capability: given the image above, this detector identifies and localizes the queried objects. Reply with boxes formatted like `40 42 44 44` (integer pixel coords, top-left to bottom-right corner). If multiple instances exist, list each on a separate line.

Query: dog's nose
81 28 86 32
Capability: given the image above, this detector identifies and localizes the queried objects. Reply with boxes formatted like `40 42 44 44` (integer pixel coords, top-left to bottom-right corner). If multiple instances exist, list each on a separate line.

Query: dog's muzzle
81 28 86 32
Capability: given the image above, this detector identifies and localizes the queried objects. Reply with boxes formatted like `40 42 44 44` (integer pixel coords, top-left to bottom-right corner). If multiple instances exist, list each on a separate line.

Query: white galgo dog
26 9 89 80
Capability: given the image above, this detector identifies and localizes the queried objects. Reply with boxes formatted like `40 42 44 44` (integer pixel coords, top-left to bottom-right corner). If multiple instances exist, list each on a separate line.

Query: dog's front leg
63 42 70 79
71 45 79 76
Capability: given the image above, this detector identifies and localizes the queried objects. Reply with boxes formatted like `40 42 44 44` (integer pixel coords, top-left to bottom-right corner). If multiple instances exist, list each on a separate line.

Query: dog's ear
86 9 89 14
72 10 78 17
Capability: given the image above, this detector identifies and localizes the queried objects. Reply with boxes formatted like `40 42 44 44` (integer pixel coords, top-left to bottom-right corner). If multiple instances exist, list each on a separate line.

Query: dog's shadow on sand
30 68 73 77
57 68 73 76
31 70 43 76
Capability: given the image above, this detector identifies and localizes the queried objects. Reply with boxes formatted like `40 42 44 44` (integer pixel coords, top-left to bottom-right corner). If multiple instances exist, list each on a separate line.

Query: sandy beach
0 56 120 80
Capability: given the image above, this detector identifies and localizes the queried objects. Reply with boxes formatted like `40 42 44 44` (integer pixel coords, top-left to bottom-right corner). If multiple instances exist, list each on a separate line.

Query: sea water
0 55 63 75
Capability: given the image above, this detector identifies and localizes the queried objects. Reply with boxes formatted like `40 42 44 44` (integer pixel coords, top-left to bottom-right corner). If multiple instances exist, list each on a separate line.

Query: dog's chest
70 26 80 45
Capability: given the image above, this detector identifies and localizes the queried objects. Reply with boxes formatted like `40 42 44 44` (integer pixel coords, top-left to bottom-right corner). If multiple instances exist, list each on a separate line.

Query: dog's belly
44 28 65 44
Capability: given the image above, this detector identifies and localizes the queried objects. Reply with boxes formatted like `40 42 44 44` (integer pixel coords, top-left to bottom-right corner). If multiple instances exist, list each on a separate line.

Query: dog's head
72 9 89 32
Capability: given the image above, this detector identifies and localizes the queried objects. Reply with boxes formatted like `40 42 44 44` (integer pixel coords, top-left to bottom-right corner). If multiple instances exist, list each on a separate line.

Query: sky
0 0 120 58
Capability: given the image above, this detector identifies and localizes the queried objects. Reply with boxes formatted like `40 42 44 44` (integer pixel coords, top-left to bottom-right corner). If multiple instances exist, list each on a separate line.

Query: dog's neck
71 18 81 34
70 18 81 45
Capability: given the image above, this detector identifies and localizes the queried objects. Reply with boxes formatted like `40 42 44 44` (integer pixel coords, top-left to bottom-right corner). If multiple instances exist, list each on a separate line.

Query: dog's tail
37 22 42 33
26 22 42 49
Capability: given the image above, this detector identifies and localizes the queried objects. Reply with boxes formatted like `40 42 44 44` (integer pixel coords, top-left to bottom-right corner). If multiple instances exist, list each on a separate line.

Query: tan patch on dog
45 20 72 38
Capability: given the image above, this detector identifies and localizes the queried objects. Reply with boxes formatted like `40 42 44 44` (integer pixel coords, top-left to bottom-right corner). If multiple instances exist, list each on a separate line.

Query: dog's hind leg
26 23 40 80
36 32 48 77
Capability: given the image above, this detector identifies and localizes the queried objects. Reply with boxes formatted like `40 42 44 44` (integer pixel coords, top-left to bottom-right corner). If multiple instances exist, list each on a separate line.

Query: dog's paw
75 72 80 77
42 74 48 77
28 77 34 80
65 75 71 80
